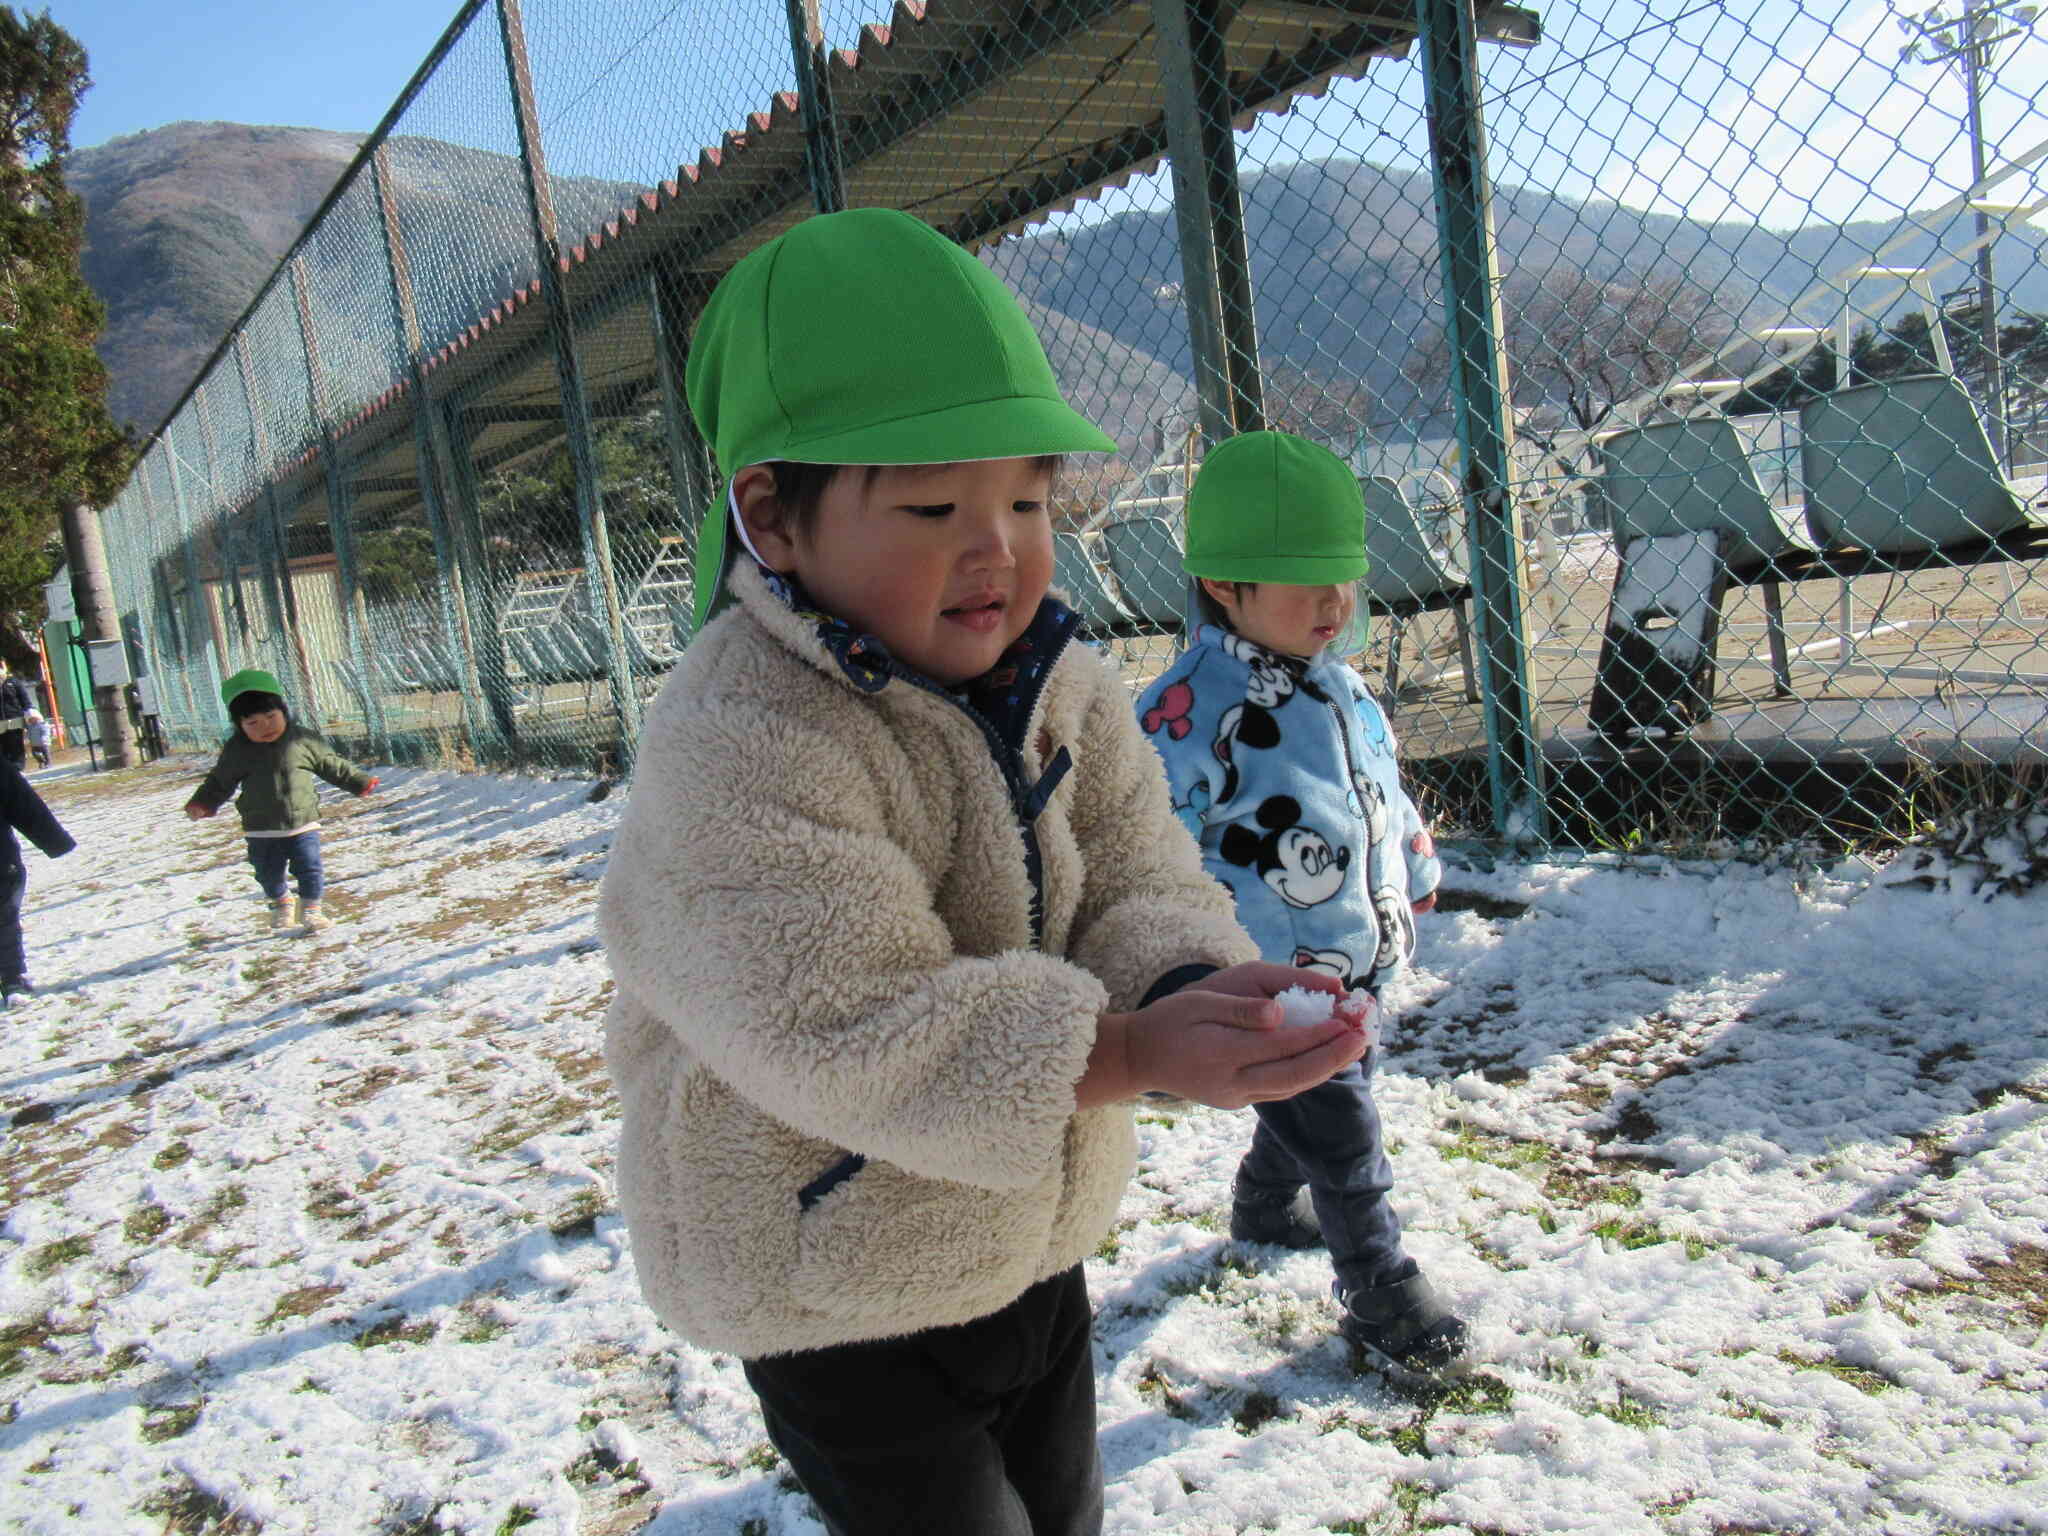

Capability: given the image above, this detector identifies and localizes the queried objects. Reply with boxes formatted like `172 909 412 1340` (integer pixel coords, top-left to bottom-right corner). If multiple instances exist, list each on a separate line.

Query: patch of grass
1781 1352 1894 1395
1440 1128 1549 1173
1909 1243 2048 1330
1135 1110 1179 1129
493 1507 539 1536
241 954 284 987
549 1188 609 1240
1585 1390 1664 1428
1 1313 58 1380
1135 1361 1198 1421
99 1342 146 1379
304 1181 364 1224
177 1184 248 1249
354 1314 438 1350
124 1204 172 1244
23 1234 93 1280
153 1141 193 1170
140 1400 204 1443
1094 1218 1137 1263
266 1284 344 1326
137 1474 261 1534
1590 1216 1709 1260
1233 1389 1284 1434
741 1440 781 1474
457 1296 510 1345
471 1091 596 1158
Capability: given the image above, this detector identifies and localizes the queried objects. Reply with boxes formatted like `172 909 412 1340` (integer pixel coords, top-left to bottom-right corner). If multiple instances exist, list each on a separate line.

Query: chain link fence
99 0 2048 856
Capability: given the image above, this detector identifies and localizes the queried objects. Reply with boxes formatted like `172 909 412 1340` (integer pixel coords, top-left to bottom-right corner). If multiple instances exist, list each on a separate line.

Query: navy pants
742 1266 1103 1536
1238 1046 1412 1293
246 832 324 903
0 863 25 983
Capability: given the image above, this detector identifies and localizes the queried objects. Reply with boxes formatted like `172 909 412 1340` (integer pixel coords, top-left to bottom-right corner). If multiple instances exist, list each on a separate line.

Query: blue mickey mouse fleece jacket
1134 622 1441 992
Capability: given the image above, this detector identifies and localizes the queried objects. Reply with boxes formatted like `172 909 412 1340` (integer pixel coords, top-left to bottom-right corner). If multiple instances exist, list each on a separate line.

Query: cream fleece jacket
599 561 1256 1357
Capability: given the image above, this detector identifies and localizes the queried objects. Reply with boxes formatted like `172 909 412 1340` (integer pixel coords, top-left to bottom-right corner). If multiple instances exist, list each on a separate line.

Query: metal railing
100 0 2048 854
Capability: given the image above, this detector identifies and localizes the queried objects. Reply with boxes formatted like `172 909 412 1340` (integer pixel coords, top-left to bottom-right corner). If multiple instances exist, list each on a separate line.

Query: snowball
1275 985 1377 1039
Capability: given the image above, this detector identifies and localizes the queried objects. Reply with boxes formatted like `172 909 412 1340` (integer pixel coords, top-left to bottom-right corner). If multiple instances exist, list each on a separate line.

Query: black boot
1338 1270 1468 1388
1229 1177 1324 1249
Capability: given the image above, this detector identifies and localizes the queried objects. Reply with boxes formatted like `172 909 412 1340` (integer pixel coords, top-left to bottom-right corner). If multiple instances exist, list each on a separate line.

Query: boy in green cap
1133 430 1466 1388
598 209 1371 1535
184 669 377 934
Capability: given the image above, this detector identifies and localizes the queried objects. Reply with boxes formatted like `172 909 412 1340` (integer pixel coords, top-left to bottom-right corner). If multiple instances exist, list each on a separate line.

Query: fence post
292 255 389 756
373 144 498 760
136 463 204 736
235 334 322 710
785 0 846 214
193 387 252 648
1415 0 1547 844
649 269 716 586
437 403 522 750
161 434 230 719
1150 0 1265 447
496 0 639 776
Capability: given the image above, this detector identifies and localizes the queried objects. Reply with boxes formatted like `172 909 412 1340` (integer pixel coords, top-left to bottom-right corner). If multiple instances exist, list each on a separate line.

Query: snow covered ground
2 760 2043 1536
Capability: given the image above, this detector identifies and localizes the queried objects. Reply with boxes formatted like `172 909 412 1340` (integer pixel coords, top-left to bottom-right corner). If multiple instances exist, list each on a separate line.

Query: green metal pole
1150 0 1265 448
1415 0 1547 844
497 0 639 775
373 144 496 758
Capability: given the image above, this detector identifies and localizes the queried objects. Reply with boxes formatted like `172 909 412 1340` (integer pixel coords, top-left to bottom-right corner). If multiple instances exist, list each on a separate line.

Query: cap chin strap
727 481 775 570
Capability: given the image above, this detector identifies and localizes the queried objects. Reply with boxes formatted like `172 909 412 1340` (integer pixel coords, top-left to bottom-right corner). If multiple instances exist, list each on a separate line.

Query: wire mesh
95 0 2048 857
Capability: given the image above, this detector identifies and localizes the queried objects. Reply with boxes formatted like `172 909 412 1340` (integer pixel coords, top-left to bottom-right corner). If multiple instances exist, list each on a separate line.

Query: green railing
101 0 2048 854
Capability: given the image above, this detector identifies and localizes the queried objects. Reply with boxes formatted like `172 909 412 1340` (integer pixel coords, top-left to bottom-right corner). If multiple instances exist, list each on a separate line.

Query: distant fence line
100 0 2048 853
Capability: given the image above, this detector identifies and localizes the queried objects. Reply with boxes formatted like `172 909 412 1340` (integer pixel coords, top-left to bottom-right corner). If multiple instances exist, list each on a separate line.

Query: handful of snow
1275 985 1378 1045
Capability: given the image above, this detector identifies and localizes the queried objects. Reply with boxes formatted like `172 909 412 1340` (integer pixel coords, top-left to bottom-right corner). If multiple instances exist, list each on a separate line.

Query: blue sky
49 0 2048 229
53 0 463 149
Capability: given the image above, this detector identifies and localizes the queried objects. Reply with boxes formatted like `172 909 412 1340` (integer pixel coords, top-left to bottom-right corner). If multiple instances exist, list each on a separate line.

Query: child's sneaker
267 897 295 932
1230 1177 1324 1249
295 899 332 934
1337 1272 1468 1389
2 977 32 1007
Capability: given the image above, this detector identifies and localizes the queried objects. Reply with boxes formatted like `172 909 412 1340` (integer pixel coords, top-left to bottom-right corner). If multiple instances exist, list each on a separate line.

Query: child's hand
1082 965 1368 1111
1410 828 1438 915
184 802 213 821
359 777 379 798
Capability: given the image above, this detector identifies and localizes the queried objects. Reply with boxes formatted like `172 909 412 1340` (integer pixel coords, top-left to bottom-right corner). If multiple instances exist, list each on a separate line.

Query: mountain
71 123 370 434
73 122 2048 446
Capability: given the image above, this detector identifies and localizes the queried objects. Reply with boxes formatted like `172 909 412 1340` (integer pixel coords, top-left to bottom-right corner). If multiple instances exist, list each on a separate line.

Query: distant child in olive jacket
184 669 376 934
1 761 75 1005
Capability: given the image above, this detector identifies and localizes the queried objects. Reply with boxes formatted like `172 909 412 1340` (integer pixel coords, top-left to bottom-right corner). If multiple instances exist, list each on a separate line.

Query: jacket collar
727 557 1079 731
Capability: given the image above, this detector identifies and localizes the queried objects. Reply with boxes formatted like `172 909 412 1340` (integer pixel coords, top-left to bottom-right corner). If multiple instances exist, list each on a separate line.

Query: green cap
686 207 1116 629
1183 431 1370 585
220 668 284 709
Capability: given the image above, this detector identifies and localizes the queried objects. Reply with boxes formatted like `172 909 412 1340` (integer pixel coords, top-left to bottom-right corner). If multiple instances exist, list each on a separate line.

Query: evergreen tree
0 6 128 650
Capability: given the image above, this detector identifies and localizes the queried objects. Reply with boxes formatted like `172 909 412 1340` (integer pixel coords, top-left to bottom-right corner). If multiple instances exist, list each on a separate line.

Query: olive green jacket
187 725 371 833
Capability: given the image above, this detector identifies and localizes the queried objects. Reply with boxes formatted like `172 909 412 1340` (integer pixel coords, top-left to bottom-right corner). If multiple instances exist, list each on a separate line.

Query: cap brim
775 393 1116 465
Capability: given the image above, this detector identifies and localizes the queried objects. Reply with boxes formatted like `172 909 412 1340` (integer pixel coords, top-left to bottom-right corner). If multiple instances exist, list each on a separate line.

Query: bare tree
1404 266 1731 434
1259 359 1378 448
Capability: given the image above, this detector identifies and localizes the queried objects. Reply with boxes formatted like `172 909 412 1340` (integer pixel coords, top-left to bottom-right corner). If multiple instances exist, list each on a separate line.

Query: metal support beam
375 144 497 756
786 0 846 214
1152 0 1265 447
192 386 252 645
1415 0 1545 842
440 404 522 747
293 255 388 752
649 268 716 621
235 334 320 708
160 436 229 722
499 0 639 773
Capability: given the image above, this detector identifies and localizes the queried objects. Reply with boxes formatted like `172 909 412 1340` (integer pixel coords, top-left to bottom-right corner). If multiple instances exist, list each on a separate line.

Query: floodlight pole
1898 0 2041 465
